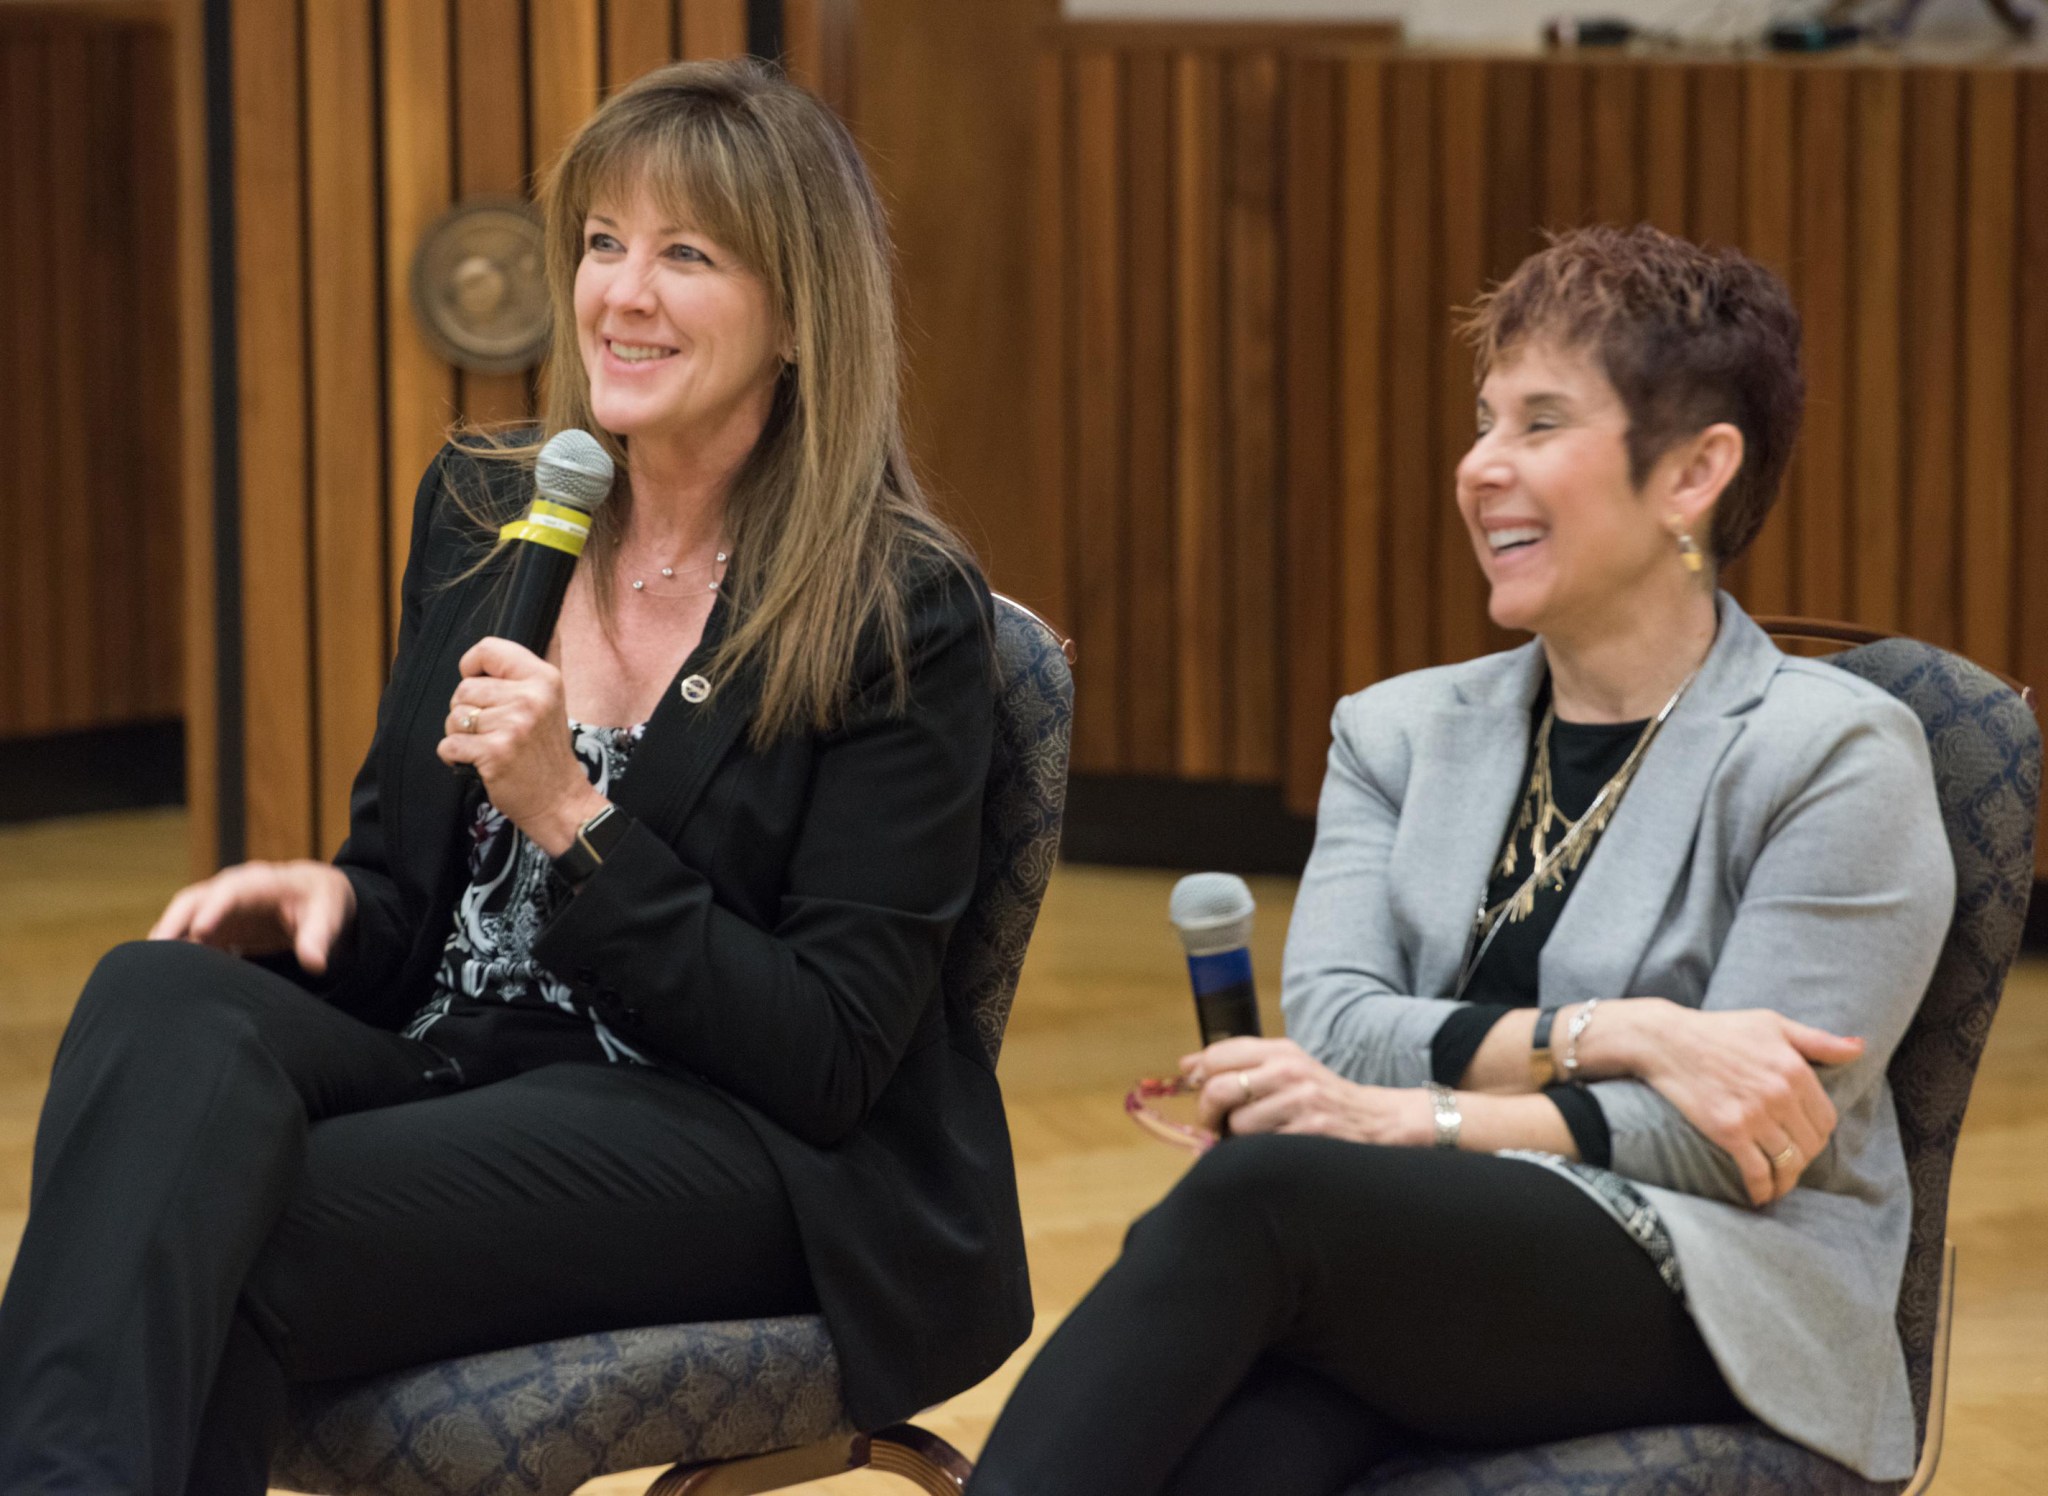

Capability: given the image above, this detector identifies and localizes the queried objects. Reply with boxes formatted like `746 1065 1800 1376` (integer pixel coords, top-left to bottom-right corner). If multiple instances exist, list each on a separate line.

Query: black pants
968 1133 1745 1496
0 941 815 1496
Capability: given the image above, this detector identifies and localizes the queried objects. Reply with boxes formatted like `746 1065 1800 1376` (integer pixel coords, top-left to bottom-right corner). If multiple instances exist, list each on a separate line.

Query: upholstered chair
269 595 1075 1496
1346 628 2039 1496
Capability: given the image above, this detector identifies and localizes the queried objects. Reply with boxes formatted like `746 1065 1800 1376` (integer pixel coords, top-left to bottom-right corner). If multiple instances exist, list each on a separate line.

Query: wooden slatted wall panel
1039 42 2048 865
223 1 845 861
0 13 182 744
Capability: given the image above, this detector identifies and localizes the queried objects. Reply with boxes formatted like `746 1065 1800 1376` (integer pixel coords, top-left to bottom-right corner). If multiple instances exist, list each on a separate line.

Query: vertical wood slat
1384 58 1434 677
1485 60 1539 280
455 0 534 428
1642 62 1689 236
1173 52 1228 777
382 0 456 630
678 0 747 59
173 0 214 869
1588 60 1639 224
1282 59 1338 812
1224 52 1280 781
605 0 675 93
7 39 57 732
1851 68 1905 630
306 0 386 856
234 0 314 858
1960 68 2017 673
784 0 858 121
2015 73 2048 866
1435 59 1487 668
1070 51 1125 773
1124 52 1175 774
87 34 142 724
1030 49 1072 648
532 0 601 178
1541 60 1584 227
0 38 17 728
1795 67 1850 621
1904 68 1963 647
0 38 21 728
1691 63 1743 246
1336 57 1385 698
49 28 95 728
1740 62 1795 616
132 24 184 722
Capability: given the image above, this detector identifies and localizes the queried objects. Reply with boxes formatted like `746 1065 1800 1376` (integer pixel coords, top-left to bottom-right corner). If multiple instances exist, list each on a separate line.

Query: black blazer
304 443 1031 1428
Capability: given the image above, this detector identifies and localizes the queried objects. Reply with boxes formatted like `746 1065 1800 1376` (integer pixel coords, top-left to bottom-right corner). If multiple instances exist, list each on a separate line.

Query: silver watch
1426 1082 1462 1151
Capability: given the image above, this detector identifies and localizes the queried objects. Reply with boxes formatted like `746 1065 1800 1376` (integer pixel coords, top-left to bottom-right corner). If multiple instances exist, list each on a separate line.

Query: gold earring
1674 528 1704 574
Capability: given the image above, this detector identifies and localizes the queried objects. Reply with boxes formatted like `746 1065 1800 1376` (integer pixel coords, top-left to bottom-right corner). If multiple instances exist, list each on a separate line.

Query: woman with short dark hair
966 225 1950 1496
0 59 1028 1494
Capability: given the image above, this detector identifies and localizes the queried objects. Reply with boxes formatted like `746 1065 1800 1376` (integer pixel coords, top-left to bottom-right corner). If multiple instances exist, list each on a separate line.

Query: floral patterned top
404 720 652 1066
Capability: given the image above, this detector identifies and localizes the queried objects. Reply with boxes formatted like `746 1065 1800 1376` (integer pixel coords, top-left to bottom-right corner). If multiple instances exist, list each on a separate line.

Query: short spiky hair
1461 225 1804 566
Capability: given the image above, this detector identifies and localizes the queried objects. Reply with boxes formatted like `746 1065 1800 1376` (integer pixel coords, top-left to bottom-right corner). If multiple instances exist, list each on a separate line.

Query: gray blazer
1282 594 1953 1481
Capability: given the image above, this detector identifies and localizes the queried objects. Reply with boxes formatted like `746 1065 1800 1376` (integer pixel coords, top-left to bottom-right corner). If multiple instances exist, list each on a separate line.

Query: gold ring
1770 1144 1800 1171
1238 1072 1255 1104
460 710 479 734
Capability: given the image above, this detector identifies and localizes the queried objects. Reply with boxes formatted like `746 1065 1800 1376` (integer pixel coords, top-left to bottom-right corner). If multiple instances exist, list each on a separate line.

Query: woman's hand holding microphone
436 636 609 857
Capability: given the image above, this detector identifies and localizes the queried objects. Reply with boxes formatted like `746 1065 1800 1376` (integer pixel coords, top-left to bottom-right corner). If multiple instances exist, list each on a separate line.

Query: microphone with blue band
1169 873 1263 1045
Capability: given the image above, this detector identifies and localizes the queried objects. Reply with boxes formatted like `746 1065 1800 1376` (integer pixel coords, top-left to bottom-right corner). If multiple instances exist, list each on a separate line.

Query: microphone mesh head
1168 872 1256 957
534 429 616 513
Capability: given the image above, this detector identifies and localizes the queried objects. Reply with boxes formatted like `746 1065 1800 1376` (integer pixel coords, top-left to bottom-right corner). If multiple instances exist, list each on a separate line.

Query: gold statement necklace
1451 667 1698 999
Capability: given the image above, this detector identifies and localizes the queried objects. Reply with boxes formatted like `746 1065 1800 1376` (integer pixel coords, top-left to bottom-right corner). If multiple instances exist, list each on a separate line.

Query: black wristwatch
552 804 635 889
1530 1006 1560 1088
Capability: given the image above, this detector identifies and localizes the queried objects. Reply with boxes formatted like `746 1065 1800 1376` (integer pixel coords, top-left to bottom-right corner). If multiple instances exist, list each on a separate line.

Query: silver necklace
625 548 727 597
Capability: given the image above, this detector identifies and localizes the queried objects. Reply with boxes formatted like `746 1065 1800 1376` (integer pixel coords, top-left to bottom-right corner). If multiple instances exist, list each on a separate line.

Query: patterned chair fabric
272 598 1076 1496
1344 639 2039 1496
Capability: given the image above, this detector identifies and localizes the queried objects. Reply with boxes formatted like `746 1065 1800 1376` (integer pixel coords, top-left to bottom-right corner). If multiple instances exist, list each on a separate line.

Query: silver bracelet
1426 1082 1462 1150
1560 997 1603 1085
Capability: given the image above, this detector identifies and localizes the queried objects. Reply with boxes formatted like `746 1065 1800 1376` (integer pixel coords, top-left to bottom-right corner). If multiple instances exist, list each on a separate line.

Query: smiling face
1456 340 1693 642
573 182 786 455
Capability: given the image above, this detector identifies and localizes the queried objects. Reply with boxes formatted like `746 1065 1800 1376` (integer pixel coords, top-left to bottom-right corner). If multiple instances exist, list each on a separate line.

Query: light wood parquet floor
1 810 2043 1493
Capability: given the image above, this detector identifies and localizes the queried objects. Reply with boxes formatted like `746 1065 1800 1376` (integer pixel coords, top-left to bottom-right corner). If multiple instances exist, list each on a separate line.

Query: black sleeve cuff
1545 1084 1611 1167
1430 1003 1516 1086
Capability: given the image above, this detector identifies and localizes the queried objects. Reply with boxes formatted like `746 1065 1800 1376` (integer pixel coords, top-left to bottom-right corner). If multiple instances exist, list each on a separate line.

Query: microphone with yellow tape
490 428 615 653
450 429 614 781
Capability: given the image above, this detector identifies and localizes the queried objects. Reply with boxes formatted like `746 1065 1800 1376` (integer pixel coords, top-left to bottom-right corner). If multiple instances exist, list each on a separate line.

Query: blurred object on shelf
1825 0 2039 39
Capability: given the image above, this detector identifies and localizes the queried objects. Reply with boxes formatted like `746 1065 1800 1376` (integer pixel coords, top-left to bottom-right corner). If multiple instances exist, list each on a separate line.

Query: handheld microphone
491 428 616 652
450 429 614 781
1169 873 1263 1045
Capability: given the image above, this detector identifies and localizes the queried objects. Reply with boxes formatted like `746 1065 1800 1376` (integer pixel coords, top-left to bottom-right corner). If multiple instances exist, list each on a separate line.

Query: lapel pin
679 674 712 704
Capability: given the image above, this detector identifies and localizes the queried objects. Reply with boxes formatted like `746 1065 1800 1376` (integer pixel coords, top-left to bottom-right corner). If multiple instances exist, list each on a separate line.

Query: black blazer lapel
608 593 762 842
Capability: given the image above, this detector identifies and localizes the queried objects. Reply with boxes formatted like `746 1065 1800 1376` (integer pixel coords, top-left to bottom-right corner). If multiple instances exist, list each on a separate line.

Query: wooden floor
1 810 2044 1493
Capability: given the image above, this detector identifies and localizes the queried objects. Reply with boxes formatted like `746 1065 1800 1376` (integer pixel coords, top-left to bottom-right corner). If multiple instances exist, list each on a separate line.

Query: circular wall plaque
409 198 550 373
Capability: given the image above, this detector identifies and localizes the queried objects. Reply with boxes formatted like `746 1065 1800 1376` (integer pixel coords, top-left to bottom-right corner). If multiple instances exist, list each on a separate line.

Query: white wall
1059 0 2017 47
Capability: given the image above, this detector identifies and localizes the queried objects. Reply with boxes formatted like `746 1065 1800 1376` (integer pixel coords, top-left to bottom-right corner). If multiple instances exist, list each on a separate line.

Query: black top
1429 696 1649 1167
268 442 1028 1430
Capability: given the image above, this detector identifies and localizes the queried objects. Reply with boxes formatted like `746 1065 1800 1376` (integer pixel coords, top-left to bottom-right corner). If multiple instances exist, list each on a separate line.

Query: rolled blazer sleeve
1282 694 1481 1089
530 564 995 1149
294 448 466 1013
1588 695 1954 1205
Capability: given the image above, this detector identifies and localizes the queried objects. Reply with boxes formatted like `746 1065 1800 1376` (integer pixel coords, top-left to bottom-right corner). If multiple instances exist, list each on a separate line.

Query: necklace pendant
631 579 645 591
660 566 674 579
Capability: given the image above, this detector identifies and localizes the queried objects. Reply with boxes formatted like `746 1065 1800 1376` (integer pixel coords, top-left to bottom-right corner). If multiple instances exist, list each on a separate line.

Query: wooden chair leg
868 1423 975 1494
640 1423 972 1496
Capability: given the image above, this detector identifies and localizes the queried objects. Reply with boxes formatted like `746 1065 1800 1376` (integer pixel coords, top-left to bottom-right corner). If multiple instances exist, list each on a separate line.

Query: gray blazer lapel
1539 596 1780 1005
1396 644 1545 997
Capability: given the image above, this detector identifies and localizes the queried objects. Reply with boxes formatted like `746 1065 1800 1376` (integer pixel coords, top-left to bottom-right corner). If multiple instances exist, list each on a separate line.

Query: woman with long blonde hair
0 59 1027 1493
